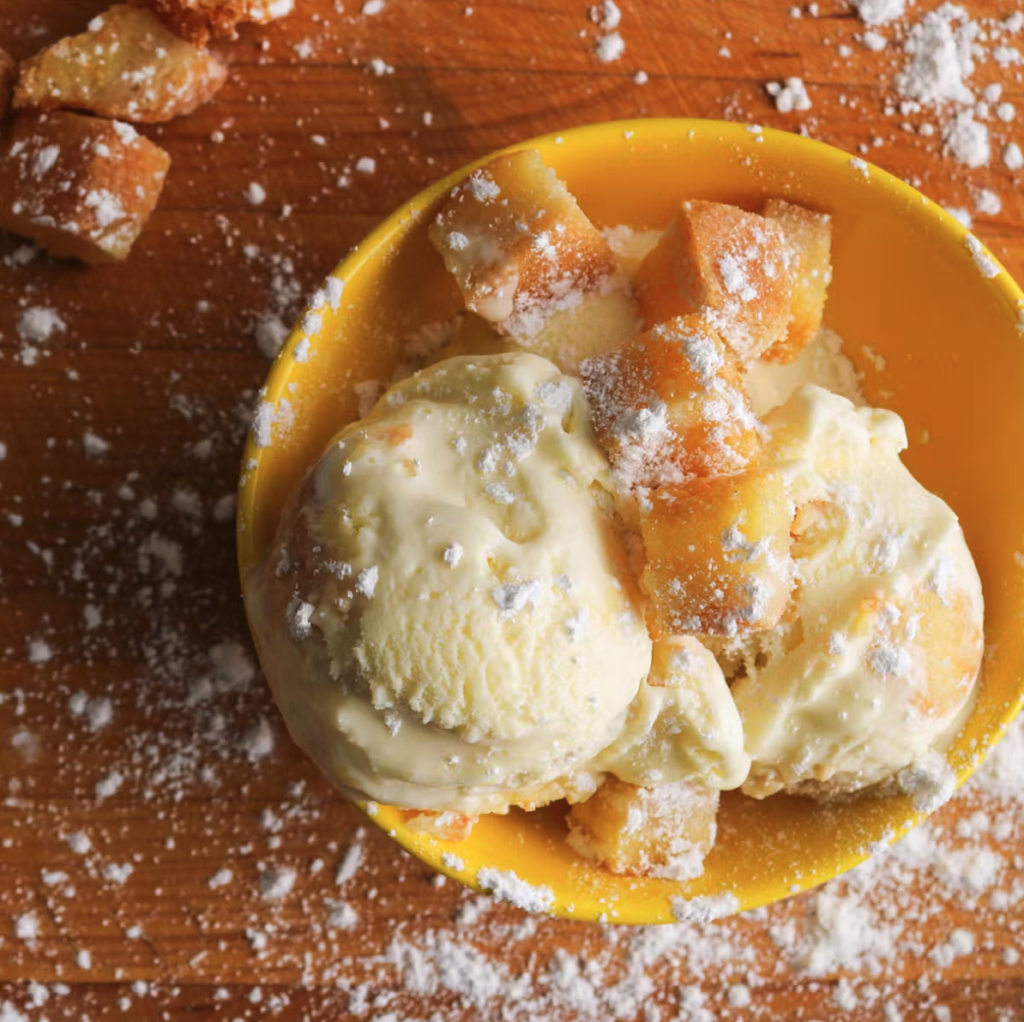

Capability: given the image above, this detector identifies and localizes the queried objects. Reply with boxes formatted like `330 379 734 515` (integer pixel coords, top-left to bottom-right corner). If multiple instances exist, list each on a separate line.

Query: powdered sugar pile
766 77 812 113
750 0 1024 192
15 305 64 365
870 2 1022 170
896 5 978 107
590 1 626 63
477 868 555 914
855 0 906 27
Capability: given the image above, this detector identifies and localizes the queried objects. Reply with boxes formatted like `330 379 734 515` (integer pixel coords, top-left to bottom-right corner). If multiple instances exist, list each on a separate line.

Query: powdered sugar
14 912 39 942
766 77 812 113
336 835 365 886
974 188 1002 216
492 579 545 617
17 306 65 343
897 5 976 107
248 314 287 361
591 1 621 30
718 253 758 301
82 431 110 457
945 110 989 167
476 867 554 913
965 233 1000 277
855 0 905 27
208 867 233 889
671 892 739 922
242 717 275 762
94 769 124 800
252 400 276 447
897 752 957 813
595 33 625 62
259 865 297 901
355 565 379 597
1003 141 1023 169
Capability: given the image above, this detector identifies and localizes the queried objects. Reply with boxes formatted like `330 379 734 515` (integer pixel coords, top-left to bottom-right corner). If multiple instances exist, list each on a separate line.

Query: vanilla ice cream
731 385 984 798
597 636 751 790
246 353 656 814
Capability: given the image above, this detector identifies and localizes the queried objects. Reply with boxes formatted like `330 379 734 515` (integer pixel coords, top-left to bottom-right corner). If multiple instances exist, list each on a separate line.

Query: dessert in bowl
238 119 1024 924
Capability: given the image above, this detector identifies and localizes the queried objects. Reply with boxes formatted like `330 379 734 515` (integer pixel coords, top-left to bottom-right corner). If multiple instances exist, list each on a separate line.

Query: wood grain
1 1 1023 1019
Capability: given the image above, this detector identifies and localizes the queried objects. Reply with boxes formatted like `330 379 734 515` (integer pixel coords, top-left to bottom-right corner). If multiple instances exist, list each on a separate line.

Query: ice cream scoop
245 352 655 814
597 635 750 790
732 385 985 798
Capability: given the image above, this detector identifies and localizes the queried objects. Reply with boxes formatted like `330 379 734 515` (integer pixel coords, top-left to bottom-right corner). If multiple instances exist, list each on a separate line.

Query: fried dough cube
15 6 226 124
0 48 15 121
429 149 639 372
640 468 794 638
581 314 763 489
0 111 170 263
762 198 832 363
634 200 793 363
399 809 478 842
140 0 294 44
566 777 719 879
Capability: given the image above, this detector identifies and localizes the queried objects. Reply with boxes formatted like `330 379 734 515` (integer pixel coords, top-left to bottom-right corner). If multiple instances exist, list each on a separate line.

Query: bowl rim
237 116 1024 924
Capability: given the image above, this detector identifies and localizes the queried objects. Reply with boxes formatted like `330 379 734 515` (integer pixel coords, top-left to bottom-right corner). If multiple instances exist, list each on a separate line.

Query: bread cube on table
14 5 226 123
581 313 763 489
140 0 295 44
0 47 15 121
762 198 832 363
566 776 719 879
429 148 640 373
0 111 170 263
634 200 793 364
640 467 795 639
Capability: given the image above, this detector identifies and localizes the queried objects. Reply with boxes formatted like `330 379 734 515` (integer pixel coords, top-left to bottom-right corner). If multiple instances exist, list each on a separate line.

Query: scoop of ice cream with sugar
245 352 655 814
597 636 751 791
731 385 984 798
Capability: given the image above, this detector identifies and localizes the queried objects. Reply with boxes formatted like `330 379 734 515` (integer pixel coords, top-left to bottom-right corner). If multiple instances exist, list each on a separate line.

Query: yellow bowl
238 118 1024 924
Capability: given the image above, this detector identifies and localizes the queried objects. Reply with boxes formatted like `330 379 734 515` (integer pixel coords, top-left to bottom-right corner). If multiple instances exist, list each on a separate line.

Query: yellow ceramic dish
237 118 1024 925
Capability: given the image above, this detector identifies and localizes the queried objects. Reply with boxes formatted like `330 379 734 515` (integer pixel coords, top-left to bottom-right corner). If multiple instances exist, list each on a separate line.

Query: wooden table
2 2 1022 1019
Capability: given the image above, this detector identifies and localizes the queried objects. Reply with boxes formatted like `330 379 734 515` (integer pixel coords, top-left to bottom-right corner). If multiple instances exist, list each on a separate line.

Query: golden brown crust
762 198 832 363
14 6 227 124
582 313 763 488
640 468 794 638
635 200 793 363
566 777 718 878
0 110 170 263
134 0 291 44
